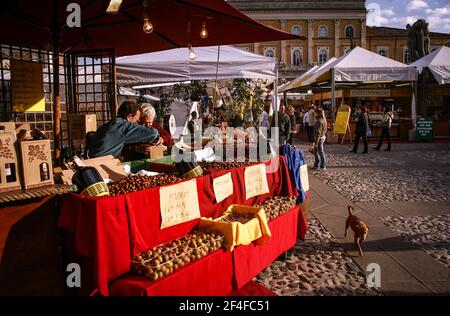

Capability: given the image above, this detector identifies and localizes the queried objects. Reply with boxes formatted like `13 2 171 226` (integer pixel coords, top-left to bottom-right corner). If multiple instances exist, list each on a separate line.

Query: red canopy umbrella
0 0 300 56
0 0 302 159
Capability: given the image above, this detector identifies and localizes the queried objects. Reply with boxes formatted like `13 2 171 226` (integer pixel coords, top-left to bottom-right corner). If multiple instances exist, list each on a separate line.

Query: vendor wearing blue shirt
85 101 160 159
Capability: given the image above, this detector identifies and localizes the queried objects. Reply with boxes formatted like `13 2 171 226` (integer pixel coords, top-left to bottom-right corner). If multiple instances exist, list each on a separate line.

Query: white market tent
411 46 450 85
295 46 418 124
278 65 319 93
116 45 277 86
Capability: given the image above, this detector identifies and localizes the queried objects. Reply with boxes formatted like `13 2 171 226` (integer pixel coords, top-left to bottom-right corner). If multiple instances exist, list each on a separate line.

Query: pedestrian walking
307 105 316 143
350 105 369 154
313 109 327 171
374 106 394 152
287 105 296 144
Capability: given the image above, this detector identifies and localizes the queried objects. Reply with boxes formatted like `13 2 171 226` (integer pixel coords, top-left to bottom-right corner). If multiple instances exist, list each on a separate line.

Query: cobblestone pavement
303 150 405 168
312 169 450 203
255 218 381 296
382 215 450 269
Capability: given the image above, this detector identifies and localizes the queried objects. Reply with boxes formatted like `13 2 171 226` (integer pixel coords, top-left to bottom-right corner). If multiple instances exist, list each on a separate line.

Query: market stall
58 156 308 296
411 46 450 139
287 47 417 140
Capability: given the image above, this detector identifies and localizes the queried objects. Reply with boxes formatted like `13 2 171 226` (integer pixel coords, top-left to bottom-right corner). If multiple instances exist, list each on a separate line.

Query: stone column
361 18 366 49
280 19 287 63
308 19 313 64
254 42 260 55
334 18 340 57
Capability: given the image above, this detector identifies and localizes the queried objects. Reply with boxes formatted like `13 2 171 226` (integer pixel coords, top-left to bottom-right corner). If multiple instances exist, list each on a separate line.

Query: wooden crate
69 114 97 140
19 139 54 190
0 132 21 193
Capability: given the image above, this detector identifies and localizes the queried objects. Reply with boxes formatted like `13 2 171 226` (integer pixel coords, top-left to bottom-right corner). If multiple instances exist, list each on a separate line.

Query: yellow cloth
198 204 272 252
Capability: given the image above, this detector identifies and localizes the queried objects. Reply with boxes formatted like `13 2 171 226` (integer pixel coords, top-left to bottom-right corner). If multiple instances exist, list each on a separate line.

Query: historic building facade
229 0 450 79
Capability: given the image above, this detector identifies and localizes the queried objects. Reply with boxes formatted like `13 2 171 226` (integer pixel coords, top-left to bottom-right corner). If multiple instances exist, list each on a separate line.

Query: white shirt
260 111 270 129
303 111 309 124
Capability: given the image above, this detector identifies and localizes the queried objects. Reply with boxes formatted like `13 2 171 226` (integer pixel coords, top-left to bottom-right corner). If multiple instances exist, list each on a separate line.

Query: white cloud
424 4 450 33
367 1 450 33
407 0 429 12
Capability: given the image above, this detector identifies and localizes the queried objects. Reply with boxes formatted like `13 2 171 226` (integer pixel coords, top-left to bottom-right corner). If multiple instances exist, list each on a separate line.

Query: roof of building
367 26 450 38
228 0 367 11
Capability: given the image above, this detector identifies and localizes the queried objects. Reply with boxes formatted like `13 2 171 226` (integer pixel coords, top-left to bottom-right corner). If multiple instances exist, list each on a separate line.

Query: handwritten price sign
159 179 201 229
244 164 269 200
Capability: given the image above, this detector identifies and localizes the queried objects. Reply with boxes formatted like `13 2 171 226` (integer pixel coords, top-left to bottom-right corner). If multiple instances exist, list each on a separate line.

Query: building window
264 47 276 58
377 46 388 57
318 47 328 64
291 47 303 66
291 25 302 35
344 46 352 55
403 47 409 64
318 25 328 38
345 25 355 38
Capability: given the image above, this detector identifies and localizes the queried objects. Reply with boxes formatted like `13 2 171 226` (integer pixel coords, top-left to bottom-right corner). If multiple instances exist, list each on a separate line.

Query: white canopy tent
297 47 418 124
116 45 277 86
411 46 450 85
278 65 319 93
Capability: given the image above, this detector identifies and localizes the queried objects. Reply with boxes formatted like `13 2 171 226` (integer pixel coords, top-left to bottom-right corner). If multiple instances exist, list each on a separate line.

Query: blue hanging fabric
280 144 307 204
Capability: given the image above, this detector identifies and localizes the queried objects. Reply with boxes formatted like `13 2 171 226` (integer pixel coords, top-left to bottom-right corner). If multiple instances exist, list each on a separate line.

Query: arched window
318 25 328 38
403 48 410 64
318 49 328 64
292 49 303 66
345 25 354 38
291 25 301 35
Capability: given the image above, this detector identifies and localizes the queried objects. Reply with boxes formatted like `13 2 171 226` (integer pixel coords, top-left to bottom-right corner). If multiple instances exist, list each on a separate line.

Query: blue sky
367 0 450 33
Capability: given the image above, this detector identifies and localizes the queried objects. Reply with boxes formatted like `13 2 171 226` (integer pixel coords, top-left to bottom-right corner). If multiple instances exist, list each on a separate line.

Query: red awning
0 0 302 56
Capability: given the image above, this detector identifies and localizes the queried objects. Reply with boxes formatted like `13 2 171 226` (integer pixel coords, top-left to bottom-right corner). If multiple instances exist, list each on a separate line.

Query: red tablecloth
232 206 304 289
109 249 233 296
108 206 307 296
58 157 297 296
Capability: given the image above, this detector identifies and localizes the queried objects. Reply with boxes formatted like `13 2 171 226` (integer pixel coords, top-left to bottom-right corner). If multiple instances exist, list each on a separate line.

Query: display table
58 157 303 296
108 206 306 296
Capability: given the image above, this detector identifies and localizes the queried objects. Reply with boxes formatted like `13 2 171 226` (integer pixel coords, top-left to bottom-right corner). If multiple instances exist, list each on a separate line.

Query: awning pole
331 68 336 121
274 64 279 127
52 0 61 163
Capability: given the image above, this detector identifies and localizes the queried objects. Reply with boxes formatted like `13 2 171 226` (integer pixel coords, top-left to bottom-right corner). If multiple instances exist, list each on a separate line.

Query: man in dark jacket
350 105 369 154
85 101 160 159
374 106 394 152
271 105 291 145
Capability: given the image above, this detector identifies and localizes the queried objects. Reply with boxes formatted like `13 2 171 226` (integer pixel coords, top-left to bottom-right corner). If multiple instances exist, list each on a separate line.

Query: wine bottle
5 163 17 183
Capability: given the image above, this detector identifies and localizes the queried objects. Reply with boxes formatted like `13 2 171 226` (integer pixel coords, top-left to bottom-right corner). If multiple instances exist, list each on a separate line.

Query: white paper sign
159 179 201 229
300 164 309 192
213 172 234 203
244 164 270 200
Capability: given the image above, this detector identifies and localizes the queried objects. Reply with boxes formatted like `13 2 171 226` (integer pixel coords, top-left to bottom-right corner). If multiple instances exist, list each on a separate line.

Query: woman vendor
85 101 160 159
139 103 173 147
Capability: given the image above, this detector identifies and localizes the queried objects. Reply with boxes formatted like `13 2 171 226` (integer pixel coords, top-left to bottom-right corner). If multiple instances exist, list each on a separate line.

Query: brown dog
345 205 369 256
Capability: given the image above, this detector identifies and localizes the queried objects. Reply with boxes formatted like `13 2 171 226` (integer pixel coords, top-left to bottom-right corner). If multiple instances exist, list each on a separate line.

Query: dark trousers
376 126 391 150
307 126 315 143
352 130 368 153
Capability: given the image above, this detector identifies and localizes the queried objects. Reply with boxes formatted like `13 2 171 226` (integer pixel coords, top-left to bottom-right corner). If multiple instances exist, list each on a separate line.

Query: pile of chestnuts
218 211 255 224
254 196 297 221
199 160 256 171
131 231 224 281
107 174 180 196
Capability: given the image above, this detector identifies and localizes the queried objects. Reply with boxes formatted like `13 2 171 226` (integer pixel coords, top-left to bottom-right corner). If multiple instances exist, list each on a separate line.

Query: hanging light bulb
142 0 153 34
188 44 197 60
143 17 153 34
200 21 208 39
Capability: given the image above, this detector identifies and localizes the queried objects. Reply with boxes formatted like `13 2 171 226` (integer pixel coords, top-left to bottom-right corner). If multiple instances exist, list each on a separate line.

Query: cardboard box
60 155 127 185
148 143 164 159
0 122 17 138
0 132 21 192
69 114 97 140
20 139 54 189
